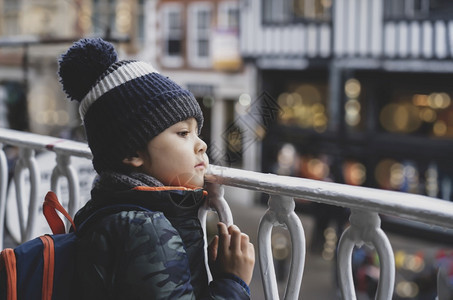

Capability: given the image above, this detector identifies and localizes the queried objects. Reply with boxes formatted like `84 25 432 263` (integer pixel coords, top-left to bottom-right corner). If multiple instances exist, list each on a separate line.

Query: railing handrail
206 165 453 230
2 128 452 230
0 128 92 159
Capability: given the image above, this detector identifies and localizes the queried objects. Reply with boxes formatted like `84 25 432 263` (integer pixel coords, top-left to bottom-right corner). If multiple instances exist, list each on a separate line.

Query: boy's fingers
217 222 230 253
228 225 242 252
240 233 250 251
208 236 219 262
248 242 255 258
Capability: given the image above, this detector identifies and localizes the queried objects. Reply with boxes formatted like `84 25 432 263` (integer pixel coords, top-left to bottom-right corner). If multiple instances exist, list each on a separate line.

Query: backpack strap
43 191 76 234
39 236 54 300
0 249 17 300
43 191 153 235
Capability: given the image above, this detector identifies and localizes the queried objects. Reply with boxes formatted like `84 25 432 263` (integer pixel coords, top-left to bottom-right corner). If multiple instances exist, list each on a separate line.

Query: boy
58 38 254 299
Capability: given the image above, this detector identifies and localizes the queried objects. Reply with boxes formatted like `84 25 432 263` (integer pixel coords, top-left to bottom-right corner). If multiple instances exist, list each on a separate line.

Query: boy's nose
196 137 207 153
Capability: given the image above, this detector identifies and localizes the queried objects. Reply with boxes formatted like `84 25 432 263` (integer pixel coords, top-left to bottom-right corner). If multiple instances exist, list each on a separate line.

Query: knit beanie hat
58 38 203 173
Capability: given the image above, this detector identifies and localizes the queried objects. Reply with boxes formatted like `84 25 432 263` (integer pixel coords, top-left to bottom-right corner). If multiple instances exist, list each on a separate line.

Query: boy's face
136 118 209 188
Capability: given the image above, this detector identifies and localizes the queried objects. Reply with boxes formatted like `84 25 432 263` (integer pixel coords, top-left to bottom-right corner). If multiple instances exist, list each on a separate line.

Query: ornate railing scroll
338 210 395 300
50 153 81 230
198 182 234 283
14 148 40 242
258 194 305 300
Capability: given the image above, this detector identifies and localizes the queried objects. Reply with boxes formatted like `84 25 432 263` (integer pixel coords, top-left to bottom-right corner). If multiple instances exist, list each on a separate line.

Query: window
92 0 118 37
161 4 183 67
137 0 145 43
218 1 239 31
385 0 453 20
263 0 332 24
91 0 143 43
188 3 212 68
2 0 21 35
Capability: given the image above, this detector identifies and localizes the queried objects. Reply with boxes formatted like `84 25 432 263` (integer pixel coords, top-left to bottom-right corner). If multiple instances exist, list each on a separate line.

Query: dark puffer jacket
72 186 250 300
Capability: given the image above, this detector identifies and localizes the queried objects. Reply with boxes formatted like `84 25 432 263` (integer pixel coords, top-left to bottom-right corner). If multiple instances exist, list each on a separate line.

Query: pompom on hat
58 38 203 173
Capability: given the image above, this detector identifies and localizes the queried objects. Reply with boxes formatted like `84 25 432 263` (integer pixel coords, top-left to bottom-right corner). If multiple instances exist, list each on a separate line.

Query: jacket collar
74 186 207 226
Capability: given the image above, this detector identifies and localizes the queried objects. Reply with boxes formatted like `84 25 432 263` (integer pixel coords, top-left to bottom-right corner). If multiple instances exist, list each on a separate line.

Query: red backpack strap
0 249 17 300
39 236 55 300
43 191 76 234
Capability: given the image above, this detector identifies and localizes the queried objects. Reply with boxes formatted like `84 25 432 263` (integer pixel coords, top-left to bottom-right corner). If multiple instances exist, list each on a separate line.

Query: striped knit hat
58 38 203 173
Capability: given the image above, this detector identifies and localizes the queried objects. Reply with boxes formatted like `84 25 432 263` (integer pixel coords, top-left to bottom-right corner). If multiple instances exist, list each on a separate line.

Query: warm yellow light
404 255 425 273
380 103 421 133
296 84 321 103
307 158 329 179
375 159 401 189
396 281 419 298
345 99 361 114
419 108 437 122
345 99 361 126
313 113 327 132
412 94 429 107
345 79 361 98
428 93 451 109
278 93 289 107
346 114 360 126
389 162 404 189
311 103 325 114
433 120 447 136
291 92 303 106
395 251 405 269
238 94 251 106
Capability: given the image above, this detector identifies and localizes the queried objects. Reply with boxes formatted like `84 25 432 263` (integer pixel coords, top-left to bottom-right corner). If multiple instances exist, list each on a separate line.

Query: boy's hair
58 38 203 173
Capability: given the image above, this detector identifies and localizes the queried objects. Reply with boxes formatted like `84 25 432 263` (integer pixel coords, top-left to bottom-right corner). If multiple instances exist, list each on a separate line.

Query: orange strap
0 249 17 300
43 191 76 234
133 186 208 196
39 236 54 300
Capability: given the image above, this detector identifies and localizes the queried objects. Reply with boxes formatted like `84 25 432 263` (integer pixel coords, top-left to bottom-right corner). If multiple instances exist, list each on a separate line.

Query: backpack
0 191 150 300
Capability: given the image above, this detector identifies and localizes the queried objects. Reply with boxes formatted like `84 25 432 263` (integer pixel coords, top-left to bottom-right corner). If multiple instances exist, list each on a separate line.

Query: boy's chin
168 174 204 189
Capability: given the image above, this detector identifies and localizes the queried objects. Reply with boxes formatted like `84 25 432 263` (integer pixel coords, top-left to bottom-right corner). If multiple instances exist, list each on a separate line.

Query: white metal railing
1 128 453 299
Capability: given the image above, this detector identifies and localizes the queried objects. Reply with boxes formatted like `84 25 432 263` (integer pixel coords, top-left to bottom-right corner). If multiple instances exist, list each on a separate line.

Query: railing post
337 209 395 300
14 148 40 242
199 182 234 283
437 261 453 299
0 144 8 249
258 194 305 300
51 153 80 220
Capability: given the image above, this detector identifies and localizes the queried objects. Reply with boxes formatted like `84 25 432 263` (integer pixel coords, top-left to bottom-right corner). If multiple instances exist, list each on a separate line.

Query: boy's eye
178 131 189 137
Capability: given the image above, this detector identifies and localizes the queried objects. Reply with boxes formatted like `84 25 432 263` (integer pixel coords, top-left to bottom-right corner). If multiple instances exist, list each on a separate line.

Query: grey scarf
93 171 164 192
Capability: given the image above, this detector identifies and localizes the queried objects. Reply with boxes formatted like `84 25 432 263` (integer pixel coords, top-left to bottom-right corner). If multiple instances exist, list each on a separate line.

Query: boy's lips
195 162 206 169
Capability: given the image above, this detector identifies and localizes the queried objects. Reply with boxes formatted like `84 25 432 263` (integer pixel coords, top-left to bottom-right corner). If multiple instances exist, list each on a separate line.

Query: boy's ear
122 155 144 168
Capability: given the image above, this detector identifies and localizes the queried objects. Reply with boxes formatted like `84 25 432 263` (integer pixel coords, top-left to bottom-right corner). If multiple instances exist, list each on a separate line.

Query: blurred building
240 0 453 202
0 0 452 200
149 0 257 171
0 0 258 171
0 0 138 137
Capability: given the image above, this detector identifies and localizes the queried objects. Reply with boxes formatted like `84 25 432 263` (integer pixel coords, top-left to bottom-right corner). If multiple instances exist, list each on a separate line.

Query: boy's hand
209 222 255 285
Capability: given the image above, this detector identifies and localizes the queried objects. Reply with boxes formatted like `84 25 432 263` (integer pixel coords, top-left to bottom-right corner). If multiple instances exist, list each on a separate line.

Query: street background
2 1 453 299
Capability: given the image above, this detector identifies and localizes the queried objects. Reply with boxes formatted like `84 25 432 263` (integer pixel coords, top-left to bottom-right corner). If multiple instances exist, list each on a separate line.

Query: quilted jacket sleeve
75 210 250 300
